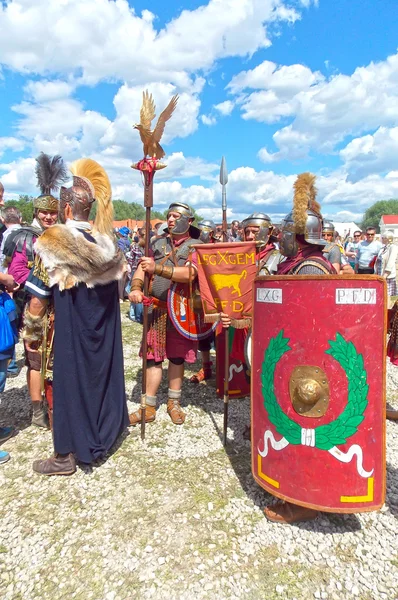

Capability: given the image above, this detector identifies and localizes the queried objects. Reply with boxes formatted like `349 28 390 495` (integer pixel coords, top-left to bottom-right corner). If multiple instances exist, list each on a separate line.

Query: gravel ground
1 306 398 600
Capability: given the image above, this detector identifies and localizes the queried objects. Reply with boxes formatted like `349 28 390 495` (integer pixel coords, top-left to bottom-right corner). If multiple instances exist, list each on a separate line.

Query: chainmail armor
150 236 202 304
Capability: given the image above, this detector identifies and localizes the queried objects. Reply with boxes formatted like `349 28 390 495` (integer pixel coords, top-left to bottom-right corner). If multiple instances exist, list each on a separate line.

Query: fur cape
34 224 126 290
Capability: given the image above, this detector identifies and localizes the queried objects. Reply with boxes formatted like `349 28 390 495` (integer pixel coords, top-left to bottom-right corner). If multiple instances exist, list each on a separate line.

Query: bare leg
129 362 163 425
146 363 163 396
167 361 185 424
168 361 184 391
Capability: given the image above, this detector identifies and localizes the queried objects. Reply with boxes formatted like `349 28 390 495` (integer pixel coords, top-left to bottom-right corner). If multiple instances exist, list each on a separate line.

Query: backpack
0 292 18 353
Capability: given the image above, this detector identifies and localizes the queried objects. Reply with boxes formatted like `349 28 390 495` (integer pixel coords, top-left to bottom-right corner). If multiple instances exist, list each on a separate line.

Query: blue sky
1 0 398 223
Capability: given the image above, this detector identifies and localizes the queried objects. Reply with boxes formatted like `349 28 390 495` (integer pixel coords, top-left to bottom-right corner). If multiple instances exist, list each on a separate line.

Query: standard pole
140 173 154 440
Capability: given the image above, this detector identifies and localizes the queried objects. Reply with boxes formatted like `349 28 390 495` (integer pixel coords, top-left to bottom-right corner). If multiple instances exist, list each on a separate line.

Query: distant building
379 215 398 239
332 221 361 238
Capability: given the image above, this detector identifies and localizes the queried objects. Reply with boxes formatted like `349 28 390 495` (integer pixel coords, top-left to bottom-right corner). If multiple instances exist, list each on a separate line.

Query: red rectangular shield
251 275 386 513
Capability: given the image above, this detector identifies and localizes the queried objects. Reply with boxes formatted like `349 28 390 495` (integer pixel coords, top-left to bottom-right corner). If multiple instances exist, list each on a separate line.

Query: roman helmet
280 172 327 257
322 220 335 236
197 219 216 243
34 153 67 226
60 158 113 235
167 201 200 238
241 212 273 245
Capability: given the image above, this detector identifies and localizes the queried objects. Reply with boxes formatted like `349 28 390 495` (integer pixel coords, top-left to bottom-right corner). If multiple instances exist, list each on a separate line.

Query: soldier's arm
328 246 342 274
139 256 198 284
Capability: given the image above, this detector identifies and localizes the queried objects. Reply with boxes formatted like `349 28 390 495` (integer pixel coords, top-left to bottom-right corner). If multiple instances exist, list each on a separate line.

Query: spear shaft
219 156 230 445
220 156 228 243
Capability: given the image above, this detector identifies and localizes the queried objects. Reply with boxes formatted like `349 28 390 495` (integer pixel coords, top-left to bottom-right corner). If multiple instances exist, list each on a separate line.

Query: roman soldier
128 201 201 425
241 212 281 275
264 172 353 523
322 220 346 274
23 158 128 475
4 153 66 428
219 212 281 433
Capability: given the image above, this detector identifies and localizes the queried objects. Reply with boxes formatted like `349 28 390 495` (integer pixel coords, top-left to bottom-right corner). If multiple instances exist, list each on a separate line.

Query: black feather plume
35 153 68 195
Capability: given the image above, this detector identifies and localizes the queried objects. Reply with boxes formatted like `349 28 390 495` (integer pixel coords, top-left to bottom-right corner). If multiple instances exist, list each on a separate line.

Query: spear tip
219 156 228 185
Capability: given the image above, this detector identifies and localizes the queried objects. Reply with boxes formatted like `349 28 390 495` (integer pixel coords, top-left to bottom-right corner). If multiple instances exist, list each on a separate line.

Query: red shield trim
168 282 217 341
251 275 386 513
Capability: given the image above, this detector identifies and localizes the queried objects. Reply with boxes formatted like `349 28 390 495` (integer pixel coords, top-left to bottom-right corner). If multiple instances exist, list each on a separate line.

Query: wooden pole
139 169 154 441
220 156 229 445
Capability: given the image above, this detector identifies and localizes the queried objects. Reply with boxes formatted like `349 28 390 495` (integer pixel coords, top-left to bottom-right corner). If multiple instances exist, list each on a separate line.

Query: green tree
361 199 398 232
5 195 34 224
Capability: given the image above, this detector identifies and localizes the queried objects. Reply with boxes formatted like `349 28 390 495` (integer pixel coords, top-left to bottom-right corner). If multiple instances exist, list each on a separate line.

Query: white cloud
228 60 322 94
0 158 36 192
157 153 219 181
10 80 201 167
201 114 217 126
230 52 398 162
0 0 300 86
214 100 234 116
3 152 398 222
0 137 25 157
340 127 398 181
24 80 75 102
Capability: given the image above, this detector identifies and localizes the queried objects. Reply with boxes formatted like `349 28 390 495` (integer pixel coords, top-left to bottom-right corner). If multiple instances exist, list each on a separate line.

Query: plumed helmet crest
69 158 113 236
292 172 320 234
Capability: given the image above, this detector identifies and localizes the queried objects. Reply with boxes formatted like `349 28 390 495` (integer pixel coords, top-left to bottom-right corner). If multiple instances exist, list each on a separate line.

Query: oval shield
167 282 217 341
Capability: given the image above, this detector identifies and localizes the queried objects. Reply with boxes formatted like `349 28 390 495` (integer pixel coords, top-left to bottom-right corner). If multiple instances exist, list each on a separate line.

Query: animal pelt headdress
34 225 126 290
292 172 321 234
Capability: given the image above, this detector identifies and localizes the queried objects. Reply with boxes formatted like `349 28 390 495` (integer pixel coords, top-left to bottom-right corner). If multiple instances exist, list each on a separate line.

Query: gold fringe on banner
203 312 252 328
230 317 252 329
204 312 220 324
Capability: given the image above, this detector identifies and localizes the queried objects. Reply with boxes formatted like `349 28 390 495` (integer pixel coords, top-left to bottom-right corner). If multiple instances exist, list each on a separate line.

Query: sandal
129 406 156 426
190 362 213 383
167 399 185 425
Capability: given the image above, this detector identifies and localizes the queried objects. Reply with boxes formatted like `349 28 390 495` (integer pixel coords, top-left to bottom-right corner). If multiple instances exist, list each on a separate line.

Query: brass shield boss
289 366 329 417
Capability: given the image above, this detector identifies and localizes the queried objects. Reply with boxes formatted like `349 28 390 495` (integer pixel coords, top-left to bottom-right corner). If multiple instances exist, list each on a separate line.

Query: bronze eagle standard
133 90 179 160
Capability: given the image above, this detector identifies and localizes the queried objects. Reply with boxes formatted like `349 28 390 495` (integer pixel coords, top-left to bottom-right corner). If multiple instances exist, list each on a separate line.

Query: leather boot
33 453 76 476
264 501 318 524
32 401 49 429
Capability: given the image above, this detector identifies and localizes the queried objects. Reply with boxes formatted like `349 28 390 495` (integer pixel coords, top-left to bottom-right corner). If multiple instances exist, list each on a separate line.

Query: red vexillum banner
194 241 257 326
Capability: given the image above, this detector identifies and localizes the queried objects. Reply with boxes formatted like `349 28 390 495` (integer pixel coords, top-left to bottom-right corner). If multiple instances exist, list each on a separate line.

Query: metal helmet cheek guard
167 201 194 235
198 219 216 243
279 212 299 257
